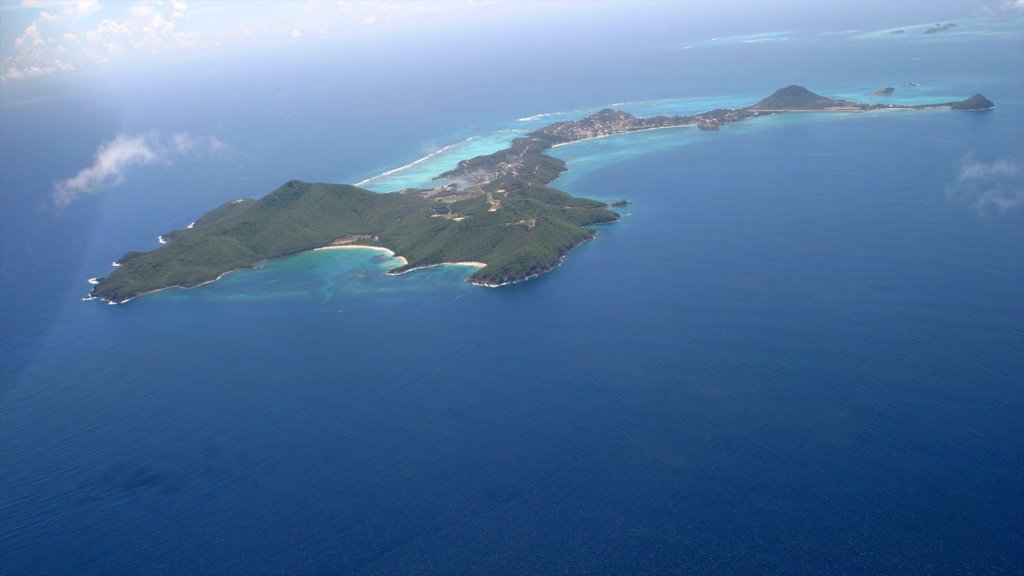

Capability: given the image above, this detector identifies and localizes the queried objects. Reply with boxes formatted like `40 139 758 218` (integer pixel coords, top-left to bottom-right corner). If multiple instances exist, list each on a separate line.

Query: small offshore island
89 86 994 303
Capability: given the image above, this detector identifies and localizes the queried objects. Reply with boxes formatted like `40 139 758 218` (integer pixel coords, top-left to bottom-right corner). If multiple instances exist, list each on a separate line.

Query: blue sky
1 0 1020 82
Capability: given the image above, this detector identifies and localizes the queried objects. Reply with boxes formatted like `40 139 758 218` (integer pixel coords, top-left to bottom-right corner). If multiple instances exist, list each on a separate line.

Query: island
949 93 995 110
87 85 995 303
924 22 957 34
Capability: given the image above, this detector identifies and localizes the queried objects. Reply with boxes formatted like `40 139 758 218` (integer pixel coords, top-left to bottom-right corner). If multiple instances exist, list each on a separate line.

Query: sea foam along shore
354 138 476 187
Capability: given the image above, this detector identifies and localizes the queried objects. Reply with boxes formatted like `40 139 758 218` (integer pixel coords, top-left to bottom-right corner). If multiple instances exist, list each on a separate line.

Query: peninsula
88 86 994 303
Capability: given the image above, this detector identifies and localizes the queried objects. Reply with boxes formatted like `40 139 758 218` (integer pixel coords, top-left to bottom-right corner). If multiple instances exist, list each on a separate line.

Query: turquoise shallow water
2 11 1022 574
152 248 478 304
354 131 524 192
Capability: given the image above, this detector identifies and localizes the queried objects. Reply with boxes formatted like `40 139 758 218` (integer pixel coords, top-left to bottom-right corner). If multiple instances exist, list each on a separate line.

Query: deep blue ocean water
2 10 1023 575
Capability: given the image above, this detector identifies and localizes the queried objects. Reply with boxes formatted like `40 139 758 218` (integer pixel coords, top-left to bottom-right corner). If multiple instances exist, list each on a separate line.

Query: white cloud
3 23 70 79
2 0 190 79
946 154 1024 214
79 9 200 59
170 132 225 154
14 23 45 48
53 132 226 208
987 0 1024 14
3 65 55 79
959 158 1018 180
2 0 505 81
172 1 188 19
39 0 100 22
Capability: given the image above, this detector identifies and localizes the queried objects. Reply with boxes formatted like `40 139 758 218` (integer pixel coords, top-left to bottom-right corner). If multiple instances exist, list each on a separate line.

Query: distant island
924 22 958 34
88 86 994 303
889 22 956 36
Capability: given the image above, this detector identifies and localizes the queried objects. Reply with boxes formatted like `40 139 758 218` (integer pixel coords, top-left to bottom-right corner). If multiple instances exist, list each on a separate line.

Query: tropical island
88 86 994 303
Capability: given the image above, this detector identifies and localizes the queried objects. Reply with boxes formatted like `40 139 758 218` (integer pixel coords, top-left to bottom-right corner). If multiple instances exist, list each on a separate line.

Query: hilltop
748 85 860 110
950 93 994 110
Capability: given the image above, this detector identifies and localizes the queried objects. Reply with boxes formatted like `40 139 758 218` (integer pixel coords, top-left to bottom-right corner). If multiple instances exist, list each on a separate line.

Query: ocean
2 9 1022 574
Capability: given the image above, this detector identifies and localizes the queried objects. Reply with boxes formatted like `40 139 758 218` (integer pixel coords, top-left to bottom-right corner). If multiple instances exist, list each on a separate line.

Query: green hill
949 93 994 110
91 180 618 302
748 85 858 110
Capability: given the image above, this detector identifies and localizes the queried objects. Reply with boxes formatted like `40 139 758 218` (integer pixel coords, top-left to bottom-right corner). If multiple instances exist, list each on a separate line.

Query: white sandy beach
314 245 487 273
314 244 410 267
316 246 486 275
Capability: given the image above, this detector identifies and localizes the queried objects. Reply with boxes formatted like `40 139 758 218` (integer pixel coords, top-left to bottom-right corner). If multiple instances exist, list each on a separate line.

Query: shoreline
315 244 488 275
549 104 956 150
354 138 473 187
92 245 489 304
753 104 954 113
314 244 410 267
548 108 861 149
548 108 868 150
468 232 596 288
751 107 867 113
93 269 241 305
386 261 486 276
551 124 700 148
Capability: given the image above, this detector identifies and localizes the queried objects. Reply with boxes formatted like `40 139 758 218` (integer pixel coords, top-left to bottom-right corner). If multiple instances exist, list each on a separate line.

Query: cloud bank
946 153 1024 214
52 132 225 208
2 0 503 81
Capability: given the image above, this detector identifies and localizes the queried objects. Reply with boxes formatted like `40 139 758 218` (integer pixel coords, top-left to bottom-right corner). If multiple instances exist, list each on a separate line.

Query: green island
89 85 994 303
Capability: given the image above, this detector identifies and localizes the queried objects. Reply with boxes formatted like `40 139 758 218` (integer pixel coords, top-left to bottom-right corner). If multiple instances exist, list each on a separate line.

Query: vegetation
748 85 859 110
949 94 994 110
92 179 618 302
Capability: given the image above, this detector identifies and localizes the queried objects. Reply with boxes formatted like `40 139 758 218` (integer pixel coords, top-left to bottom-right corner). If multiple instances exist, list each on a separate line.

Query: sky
2 0 1022 83
0 0 526 81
